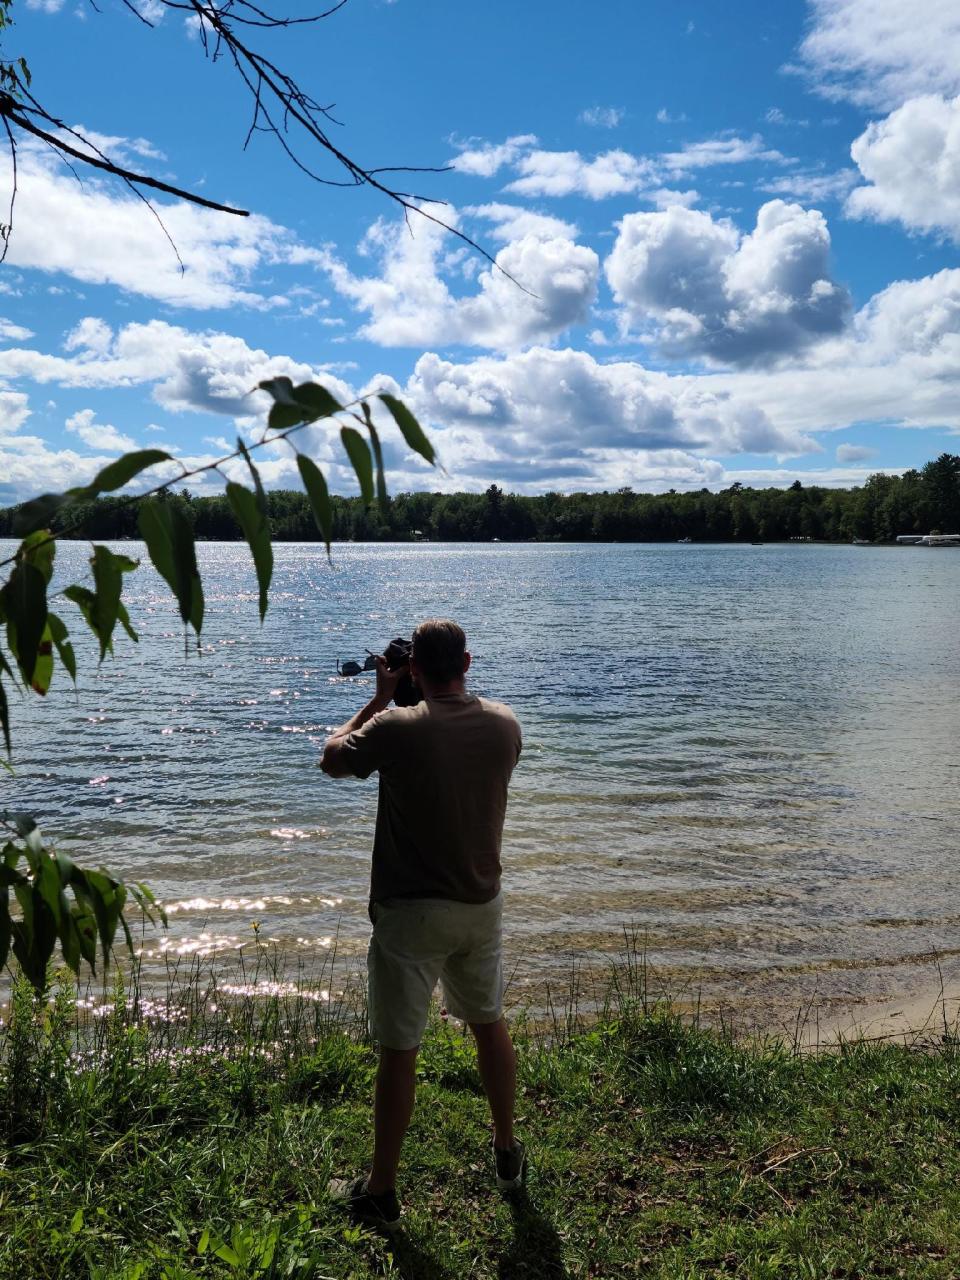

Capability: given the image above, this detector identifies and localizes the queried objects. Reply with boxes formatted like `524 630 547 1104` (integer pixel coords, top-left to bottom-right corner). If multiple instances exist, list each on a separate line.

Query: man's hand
374 654 409 708
320 657 408 777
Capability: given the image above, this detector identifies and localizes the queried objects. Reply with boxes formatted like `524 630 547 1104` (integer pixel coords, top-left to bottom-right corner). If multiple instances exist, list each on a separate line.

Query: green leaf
362 402 389 513
292 382 342 419
69 1208 84 1235
10 493 69 537
71 902 97 969
0 674 9 759
138 499 204 634
261 380 342 431
29 622 54 695
88 449 172 495
2 810 39 844
267 402 305 432
225 483 273 622
84 869 125 963
0 890 9 969
296 455 333 556
47 613 77 684
340 427 374 506
19 530 56 584
65 552 136 662
90 545 137 663
131 881 167 928
63 585 97 640
36 853 62 927
0 649 13 758
3 561 47 688
12 884 56 991
258 375 297 404
237 439 267 516
379 393 436 466
116 601 138 643
58 903 81 974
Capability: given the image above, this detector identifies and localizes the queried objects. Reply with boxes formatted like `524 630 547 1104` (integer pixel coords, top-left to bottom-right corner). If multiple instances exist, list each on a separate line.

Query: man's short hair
412 619 467 683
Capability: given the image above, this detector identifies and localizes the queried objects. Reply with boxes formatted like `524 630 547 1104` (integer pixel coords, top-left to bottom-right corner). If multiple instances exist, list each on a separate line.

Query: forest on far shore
2 454 959 546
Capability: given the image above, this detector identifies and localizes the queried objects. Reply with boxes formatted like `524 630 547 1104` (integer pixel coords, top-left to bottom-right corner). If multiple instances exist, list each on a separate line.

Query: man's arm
320 657 408 778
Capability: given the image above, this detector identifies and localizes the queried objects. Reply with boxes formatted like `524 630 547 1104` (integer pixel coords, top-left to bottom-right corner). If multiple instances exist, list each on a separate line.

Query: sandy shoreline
684 960 960 1049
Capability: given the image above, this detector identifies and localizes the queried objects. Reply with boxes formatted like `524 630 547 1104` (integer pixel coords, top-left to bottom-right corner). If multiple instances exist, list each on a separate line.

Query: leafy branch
0 810 164 992
0 380 437 990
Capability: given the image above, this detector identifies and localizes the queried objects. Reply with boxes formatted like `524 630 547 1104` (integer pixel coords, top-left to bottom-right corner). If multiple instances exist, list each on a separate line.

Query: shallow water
5 540 960 1023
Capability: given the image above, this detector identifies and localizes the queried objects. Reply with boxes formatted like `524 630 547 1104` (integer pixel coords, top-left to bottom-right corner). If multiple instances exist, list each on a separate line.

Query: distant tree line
3 453 959 546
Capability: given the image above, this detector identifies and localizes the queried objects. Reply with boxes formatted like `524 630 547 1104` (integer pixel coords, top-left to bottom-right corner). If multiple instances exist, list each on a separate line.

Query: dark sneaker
494 1139 527 1191
328 1175 402 1232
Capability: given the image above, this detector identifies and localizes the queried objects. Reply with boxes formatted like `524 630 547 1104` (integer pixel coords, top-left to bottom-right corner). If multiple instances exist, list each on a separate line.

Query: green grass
3 951 960 1280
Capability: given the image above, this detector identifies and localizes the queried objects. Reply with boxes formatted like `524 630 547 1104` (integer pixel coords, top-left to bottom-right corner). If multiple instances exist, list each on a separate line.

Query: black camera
382 637 421 707
337 637 421 706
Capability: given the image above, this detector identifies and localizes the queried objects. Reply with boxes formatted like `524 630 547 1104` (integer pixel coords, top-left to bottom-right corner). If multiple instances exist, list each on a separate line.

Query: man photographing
321 619 524 1230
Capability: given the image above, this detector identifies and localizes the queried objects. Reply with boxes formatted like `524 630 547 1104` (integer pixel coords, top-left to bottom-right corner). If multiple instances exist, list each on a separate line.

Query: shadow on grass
498 1188 568 1280
380 1188 567 1280
385 1229 460 1280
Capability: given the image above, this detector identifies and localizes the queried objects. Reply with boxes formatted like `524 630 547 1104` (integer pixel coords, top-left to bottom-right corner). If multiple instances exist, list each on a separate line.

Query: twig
0 99 249 216
0 111 16 264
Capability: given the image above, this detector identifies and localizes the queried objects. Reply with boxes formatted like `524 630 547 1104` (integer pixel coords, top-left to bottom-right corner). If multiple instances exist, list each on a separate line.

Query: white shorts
367 893 504 1050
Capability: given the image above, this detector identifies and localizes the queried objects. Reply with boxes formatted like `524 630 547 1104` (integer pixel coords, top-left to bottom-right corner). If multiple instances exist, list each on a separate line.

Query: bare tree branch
0 0 533 291
118 0 156 28
0 110 15 263
0 94 250 215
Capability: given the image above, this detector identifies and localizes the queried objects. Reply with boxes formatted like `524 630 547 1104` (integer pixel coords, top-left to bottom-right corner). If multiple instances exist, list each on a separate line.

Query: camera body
383 637 421 707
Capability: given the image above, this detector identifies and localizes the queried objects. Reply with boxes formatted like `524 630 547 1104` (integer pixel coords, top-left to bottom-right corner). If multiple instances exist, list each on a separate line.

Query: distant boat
677 536 692 543
896 533 959 546
919 534 960 547
852 538 872 546
751 541 764 545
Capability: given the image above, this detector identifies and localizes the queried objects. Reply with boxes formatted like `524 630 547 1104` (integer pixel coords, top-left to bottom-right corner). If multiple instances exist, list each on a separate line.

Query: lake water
4 540 960 1027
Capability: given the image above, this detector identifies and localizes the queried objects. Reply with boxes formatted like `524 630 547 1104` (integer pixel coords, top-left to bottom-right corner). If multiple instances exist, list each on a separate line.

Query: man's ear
463 651 472 674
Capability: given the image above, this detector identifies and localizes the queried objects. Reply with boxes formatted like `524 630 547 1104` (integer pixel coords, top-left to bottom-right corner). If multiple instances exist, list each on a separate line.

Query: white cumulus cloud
605 200 850 365
0 317 356 423
504 148 656 199
0 388 30 433
794 0 960 110
465 203 579 242
319 212 599 351
405 346 819 485
847 94 960 240
449 132 786 201
702 266 960 437
449 134 538 177
65 408 137 453
0 140 299 309
660 134 787 173
0 318 34 342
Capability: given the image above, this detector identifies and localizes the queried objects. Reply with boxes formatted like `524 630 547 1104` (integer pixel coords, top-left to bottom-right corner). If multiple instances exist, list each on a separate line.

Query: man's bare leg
367 1045 418 1194
470 1017 517 1150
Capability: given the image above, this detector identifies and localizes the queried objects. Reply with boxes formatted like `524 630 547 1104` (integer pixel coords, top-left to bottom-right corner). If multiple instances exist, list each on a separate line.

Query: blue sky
2 0 960 502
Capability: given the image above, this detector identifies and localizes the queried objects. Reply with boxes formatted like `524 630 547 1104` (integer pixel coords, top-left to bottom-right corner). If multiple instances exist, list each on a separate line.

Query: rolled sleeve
337 712 392 779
